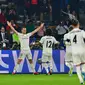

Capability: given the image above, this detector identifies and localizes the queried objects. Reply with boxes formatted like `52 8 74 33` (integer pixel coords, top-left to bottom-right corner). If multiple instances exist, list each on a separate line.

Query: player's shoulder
70 29 82 33
64 33 69 37
81 30 85 33
41 36 46 38
48 36 56 40
26 33 32 36
17 33 22 36
41 36 46 40
50 36 55 38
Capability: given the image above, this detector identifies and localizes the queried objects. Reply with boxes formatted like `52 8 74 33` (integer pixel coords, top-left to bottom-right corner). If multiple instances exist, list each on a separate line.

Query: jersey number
46 41 52 48
73 35 77 43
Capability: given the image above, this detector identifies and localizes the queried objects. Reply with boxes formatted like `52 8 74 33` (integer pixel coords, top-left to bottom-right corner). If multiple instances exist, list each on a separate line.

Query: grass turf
0 74 84 85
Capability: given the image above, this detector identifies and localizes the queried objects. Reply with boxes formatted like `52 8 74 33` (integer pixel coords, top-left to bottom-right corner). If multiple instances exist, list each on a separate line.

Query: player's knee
65 62 69 66
17 59 22 64
29 59 33 64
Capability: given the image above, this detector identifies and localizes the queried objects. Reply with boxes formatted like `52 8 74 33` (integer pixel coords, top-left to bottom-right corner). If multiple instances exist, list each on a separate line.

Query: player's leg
42 54 49 75
42 62 49 75
12 51 24 74
76 65 84 84
81 54 85 81
48 55 53 74
26 52 38 74
65 61 73 76
82 64 85 81
65 53 73 76
73 54 84 84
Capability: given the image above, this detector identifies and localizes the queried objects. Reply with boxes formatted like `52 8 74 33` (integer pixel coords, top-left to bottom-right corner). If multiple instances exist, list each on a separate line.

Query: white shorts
65 52 73 62
42 53 52 63
19 50 32 60
72 53 85 65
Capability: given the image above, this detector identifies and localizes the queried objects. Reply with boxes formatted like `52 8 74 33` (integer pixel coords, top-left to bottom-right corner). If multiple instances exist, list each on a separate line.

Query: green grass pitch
0 74 84 85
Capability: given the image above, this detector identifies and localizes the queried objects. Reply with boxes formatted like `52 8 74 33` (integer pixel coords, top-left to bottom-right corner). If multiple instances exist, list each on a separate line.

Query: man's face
1 27 5 33
21 28 27 34
67 5 70 9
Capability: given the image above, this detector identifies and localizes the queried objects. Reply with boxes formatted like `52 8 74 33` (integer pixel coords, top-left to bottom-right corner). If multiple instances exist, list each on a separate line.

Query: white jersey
18 33 32 50
69 28 85 54
39 36 58 55
64 33 71 53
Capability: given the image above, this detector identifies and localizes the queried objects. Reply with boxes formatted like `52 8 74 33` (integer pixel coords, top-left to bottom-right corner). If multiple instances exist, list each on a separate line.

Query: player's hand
7 21 12 27
40 23 44 27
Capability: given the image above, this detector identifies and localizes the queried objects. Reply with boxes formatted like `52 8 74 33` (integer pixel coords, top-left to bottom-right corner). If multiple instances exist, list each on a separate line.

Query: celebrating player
64 26 73 76
7 21 44 75
68 19 85 84
39 29 59 75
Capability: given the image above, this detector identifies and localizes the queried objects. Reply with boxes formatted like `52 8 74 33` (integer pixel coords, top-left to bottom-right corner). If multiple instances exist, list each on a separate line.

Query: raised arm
7 21 19 35
31 23 44 36
61 10 69 15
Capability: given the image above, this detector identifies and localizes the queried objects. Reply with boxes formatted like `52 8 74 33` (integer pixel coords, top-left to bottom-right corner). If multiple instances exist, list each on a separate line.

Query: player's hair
71 19 79 26
21 26 26 30
69 25 73 31
45 29 52 36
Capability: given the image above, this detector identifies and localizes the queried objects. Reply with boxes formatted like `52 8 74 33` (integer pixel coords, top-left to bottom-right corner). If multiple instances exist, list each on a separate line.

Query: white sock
42 63 49 73
13 64 19 73
30 63 35 73
76 66 83 83
49 61 53 71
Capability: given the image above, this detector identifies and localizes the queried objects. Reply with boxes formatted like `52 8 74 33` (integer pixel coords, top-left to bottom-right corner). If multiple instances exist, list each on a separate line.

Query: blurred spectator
72 11 77 19
11 32 20 50
0 9 6 27
55 21 69 49
24 0 31 17
56 21 68 41
31 0 38 16
8 30 13 48
48 1 52 21
12 32 19 43
0 26 9 49
62 10 77 21
65 5 71 13
6 3 17 21
39 0 49 21
26 20 35 33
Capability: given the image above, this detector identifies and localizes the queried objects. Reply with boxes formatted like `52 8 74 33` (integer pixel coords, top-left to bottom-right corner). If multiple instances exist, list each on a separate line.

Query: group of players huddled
7 18 85 84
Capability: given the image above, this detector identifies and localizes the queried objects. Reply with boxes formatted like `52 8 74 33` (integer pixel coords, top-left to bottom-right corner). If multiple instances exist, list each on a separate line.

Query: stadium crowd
0 0 79 50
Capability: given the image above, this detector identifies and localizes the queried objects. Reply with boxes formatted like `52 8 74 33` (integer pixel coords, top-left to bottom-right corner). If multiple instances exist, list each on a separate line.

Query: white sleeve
82 30 85 38
53 37 59 44
39 37 44 44
64 34 71 45
64 34 67 41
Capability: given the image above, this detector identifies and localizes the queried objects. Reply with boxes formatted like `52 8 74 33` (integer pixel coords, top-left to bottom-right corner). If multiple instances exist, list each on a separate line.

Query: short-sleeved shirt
18 33 32 50
39 36 58 54
64 33 71 53
69 28 85 54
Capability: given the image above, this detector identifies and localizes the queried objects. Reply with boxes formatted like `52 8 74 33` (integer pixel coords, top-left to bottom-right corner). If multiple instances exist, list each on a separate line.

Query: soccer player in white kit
64 33 73 76
39 29 59 75
7 21 44 74
68 19 85 84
